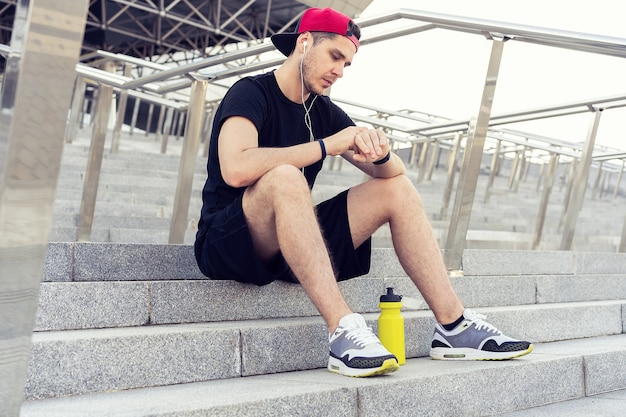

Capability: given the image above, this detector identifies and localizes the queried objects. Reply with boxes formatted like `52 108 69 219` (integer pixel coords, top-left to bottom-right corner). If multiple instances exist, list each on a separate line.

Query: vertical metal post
145 103 155 137
171 109 179 140
444 37 506 270
111 63 132 153
440 133 462 220
509 150 523 191
559 158 578 228
600 171 609 199
560 110 603 250
88 87 99 128
170 109 179 140
483 139 501 203
521 149 533 182
536 163 545 192
513 147 528 192
0 1 88 415
155 104 165 141
591 163 603 200
65 76 86 144
77 72 115 241
169 78 208 243
160 107 174 153
416 139 429 183
426 139 440 181
508 151 519 189
532 153 559 249
129 96 140 135
79 88 91 129
619 214 626 252
176 111 187 140
408 142 419 168
613 160 624 200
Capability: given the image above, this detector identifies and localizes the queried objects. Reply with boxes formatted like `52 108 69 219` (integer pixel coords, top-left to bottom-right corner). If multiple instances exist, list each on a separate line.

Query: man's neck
274 60 310 104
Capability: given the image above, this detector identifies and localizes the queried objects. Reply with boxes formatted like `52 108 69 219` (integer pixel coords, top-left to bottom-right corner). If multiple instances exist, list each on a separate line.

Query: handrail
155 57 285 94
67 7 626 258
95 50 171 71
337 95 625 160
333 97 451 125
404 95 626 137
486 130 581 159
122 42 276 89
78 9 626 93
594 152 626 162
358 9 626 58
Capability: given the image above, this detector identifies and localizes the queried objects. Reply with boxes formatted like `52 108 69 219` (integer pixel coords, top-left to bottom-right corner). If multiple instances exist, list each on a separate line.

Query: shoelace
344 326 379 347
469 312 500 334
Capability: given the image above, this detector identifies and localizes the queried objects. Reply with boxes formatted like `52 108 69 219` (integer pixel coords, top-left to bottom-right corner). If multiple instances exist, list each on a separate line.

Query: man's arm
220 117 401 187
218 116 325 188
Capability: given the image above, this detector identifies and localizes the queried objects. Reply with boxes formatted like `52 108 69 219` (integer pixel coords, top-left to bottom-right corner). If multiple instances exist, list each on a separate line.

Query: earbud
303 40 307 54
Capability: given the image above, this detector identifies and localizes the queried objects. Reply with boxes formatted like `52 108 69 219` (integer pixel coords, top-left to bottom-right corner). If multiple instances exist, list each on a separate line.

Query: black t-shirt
198 71 354 227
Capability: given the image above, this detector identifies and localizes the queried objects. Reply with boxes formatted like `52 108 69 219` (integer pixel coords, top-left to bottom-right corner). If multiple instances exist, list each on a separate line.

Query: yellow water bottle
378 287 405 365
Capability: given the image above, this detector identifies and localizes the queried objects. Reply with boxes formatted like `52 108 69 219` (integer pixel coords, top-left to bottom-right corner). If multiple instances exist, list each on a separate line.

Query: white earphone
298 36 317 173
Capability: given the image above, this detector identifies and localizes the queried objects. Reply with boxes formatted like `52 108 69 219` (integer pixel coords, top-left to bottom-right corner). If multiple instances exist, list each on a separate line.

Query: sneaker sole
430 344 534 361
327 357 399 377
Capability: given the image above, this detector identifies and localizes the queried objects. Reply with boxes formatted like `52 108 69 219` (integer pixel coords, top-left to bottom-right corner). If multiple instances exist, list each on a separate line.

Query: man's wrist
373 151 391 165
318 139 326 161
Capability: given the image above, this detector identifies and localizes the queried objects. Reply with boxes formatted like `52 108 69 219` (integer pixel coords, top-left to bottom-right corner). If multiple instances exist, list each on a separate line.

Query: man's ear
298 33 310 53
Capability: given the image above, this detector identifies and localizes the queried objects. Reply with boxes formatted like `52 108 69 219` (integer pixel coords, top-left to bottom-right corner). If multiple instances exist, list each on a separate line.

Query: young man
194 7 533 378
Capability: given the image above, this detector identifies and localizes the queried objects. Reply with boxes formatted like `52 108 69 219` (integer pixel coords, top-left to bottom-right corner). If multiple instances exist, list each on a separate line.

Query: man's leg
347 175 533 360
243 165 399 376
346 175 464 324
242 165 351 332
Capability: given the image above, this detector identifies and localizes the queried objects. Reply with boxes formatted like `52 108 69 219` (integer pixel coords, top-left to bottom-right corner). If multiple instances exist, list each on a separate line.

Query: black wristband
373 151 391 165
318 139 326 161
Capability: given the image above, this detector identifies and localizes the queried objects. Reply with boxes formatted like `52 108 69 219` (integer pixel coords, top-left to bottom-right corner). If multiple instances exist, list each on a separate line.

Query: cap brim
271 33 299 57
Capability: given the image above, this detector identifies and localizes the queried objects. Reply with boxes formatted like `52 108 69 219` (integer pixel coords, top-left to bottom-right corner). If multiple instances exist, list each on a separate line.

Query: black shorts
194 189 371 286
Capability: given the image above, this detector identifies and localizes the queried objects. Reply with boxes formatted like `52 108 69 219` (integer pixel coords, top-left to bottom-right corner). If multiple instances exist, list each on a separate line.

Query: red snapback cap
271 8 360 57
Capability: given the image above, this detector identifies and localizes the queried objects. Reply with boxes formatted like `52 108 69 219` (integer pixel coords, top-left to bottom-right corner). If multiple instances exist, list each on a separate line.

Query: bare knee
380 175 424 209
263 164 308 191
249 164 310 204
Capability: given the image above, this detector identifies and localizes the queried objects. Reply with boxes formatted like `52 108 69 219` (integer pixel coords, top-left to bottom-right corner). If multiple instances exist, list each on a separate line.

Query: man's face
301 35 356 96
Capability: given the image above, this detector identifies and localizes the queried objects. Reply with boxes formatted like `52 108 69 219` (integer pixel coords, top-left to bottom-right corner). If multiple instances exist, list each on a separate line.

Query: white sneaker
430 309 534 360
328 313 399 377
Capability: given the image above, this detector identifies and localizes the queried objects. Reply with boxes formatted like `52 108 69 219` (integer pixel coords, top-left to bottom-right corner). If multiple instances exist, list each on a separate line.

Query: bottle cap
380 287 402 302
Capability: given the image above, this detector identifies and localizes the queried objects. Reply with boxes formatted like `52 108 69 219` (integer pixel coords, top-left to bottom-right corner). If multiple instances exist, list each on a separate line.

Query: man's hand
353 127 389 163
325 126 390 163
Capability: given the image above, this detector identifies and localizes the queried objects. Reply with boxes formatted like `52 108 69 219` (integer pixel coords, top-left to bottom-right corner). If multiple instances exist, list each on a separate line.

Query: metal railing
61 8 626 268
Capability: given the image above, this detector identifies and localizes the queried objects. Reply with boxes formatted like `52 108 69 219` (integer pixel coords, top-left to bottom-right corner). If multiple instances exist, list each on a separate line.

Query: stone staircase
51 128 626 252
22 128 626 415
20 242 626 416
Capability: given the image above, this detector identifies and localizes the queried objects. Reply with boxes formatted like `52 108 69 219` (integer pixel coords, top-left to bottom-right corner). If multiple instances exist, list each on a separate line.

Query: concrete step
496 389 626 416
25 302 625 400
53 177 206 196
20 334 626 416
39 243 626 329
49 227 198 245
42 241 626 281
52 200 202 219
34 270 626 331
31 241 626 401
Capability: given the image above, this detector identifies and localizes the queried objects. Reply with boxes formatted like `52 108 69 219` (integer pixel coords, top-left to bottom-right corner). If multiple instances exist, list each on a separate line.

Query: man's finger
355 133 376 159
